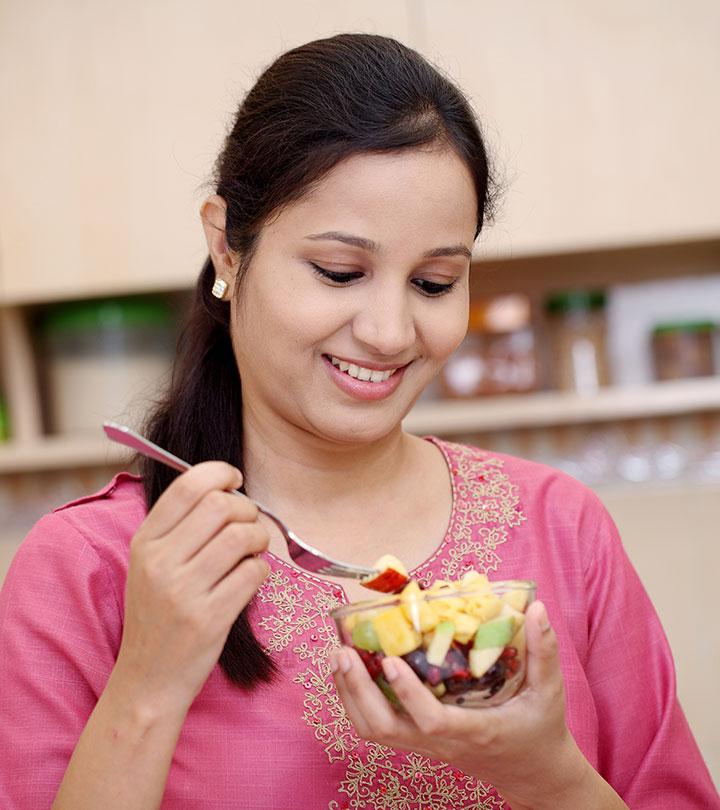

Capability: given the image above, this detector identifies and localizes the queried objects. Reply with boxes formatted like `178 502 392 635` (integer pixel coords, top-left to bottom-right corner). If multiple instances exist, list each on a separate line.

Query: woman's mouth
327 355 398 383
322 354 408 401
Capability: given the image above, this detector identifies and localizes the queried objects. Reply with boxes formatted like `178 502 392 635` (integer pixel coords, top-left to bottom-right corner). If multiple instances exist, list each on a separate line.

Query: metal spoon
103 421 378 580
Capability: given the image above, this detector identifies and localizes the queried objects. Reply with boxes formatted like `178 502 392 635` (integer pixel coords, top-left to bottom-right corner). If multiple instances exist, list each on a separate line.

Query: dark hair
142 33 497 688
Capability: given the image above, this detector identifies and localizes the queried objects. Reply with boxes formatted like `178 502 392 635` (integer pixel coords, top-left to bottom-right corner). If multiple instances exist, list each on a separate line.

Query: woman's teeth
329 355 397 383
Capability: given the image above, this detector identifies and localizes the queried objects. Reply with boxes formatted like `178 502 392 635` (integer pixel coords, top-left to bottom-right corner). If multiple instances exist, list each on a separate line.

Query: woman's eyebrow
304 231 472 259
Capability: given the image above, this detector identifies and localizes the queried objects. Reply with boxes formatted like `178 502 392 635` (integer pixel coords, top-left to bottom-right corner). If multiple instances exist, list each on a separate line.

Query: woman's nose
351 288 416 358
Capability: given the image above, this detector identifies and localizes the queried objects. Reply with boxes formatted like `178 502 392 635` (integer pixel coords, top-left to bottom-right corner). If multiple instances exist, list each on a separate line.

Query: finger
332 647 411 743
525 601 563 695
140 461 244 539
329 649 374 739
209 555 270 618
378 656 460 737
165 490 259 563
185 520 270 588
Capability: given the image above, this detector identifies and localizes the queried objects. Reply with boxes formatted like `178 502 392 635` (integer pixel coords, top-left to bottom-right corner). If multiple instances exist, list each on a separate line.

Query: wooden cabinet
420 0 720 258
0 0 415 303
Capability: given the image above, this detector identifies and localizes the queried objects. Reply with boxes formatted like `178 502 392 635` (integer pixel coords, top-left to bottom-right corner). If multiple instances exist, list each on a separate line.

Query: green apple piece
425 620 455 666
351 619 382 652
473 615 514 650
469 646 503 678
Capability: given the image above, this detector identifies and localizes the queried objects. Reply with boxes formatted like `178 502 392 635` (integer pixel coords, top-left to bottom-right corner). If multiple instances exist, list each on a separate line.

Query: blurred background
1 0 718 784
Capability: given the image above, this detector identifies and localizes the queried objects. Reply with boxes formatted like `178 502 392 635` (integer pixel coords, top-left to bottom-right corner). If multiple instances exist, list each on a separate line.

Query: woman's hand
111 462 270 713
330 601 600 809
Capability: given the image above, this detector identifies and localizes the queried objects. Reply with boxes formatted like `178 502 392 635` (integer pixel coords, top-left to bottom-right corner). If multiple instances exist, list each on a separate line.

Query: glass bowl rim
330 578 537 619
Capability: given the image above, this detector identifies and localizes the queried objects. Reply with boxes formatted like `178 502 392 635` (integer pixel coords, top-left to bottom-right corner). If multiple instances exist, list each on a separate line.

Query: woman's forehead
262 149 477 251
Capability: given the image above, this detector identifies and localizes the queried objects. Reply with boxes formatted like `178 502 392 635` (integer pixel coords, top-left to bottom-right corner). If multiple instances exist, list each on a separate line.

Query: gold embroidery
256 441 526 809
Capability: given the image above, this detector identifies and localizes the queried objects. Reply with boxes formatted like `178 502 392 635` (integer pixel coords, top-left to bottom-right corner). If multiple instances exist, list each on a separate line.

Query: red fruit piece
507 657 521 675
357 648 385 680
360 567 410 593
500 646 518 661
361 554 410 593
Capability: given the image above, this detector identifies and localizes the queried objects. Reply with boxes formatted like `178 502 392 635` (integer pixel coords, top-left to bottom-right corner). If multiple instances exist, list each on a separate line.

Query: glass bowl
331 576 536 709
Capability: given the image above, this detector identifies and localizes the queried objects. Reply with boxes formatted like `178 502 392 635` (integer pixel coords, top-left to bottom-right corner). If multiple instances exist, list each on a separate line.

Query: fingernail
328 652 339 674
383 658 399 682
538 603 551 633
338 649 352 674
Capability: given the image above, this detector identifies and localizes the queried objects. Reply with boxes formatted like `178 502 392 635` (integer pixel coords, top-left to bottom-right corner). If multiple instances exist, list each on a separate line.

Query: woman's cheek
431 307 470 363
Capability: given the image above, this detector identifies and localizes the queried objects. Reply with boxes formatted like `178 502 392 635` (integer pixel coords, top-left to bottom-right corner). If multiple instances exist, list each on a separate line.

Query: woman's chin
305 412 406 447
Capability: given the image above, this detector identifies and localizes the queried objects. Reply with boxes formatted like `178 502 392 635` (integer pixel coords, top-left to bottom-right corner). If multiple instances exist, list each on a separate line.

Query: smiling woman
1 31 717 810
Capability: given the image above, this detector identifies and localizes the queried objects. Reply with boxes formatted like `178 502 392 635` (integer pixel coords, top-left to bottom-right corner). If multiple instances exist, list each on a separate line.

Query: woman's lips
322 355 408 401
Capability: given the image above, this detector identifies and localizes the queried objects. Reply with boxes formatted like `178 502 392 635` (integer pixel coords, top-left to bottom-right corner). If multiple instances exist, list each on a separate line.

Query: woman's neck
241 406 414 516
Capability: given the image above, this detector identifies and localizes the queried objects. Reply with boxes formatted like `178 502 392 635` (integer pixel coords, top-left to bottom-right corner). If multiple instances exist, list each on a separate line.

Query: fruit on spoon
360 554 410 593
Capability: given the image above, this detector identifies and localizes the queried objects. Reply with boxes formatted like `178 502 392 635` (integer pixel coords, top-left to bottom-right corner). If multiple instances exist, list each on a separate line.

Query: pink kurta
0 439 717 808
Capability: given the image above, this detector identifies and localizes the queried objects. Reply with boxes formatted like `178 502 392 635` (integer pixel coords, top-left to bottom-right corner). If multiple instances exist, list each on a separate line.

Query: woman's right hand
111 461 270 712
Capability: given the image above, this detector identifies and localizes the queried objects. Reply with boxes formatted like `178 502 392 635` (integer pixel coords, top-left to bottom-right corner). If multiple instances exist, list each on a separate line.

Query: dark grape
403 648 431 680
477 659 507 688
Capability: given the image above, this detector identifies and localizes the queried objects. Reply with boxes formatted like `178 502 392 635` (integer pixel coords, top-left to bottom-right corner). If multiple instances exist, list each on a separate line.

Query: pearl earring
211 278 228 300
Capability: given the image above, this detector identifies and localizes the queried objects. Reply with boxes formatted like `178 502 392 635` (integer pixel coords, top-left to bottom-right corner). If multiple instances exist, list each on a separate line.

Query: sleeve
0 512 123 810
581 497 719 808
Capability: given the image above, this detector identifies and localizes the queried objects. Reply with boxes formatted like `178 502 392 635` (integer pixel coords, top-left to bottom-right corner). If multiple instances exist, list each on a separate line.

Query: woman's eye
412 278 457 297
310 263 364 284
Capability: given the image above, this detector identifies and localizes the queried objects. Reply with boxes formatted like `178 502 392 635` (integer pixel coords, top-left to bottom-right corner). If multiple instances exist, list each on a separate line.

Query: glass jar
651 321 716 381
439 295 538 398
41 297 175 435
544 290 610 393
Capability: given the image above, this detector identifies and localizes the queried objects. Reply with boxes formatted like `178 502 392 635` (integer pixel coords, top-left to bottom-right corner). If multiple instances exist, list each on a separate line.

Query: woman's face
229 146 477 445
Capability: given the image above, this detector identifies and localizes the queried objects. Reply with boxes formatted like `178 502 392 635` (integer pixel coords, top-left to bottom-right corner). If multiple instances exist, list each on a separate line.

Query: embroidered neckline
254 440 527 809
261 435 459 600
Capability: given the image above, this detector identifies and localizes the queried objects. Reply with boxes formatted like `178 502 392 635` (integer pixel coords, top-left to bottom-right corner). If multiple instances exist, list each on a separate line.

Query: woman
0 34 717 810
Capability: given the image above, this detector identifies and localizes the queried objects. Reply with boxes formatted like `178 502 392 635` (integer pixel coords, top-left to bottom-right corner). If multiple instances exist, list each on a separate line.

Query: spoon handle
103 421 192 475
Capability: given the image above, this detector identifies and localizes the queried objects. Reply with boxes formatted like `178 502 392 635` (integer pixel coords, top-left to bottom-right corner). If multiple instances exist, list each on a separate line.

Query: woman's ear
200 195 239 296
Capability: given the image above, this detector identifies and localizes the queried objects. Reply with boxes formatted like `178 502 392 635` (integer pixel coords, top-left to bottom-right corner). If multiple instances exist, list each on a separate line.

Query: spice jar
440 295 538 398
41 297 175 435
544 290 610 393
651 321 716 381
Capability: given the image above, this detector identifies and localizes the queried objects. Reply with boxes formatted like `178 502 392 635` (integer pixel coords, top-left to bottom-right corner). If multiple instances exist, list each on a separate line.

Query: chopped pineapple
371 606 422 657
510 624 526 658
459 570 491 592
501 588 530 612
400 581 439 633
452 611 481 644
500 602 526 633
464 593 503 622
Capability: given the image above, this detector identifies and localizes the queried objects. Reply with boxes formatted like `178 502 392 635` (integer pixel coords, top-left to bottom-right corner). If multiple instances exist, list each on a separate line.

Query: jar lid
544 289 606 314
652 320 716 335
468 295 531 333
0 393 8 442
42 297 172 335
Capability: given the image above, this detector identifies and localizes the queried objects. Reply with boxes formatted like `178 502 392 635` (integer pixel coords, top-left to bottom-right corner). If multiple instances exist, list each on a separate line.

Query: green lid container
652 320 716 336
0 393 8 442
545 289 606 314
42 297 172 336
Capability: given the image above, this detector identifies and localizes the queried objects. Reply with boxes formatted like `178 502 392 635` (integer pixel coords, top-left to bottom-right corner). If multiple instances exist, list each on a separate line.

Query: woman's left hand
329 601 591 809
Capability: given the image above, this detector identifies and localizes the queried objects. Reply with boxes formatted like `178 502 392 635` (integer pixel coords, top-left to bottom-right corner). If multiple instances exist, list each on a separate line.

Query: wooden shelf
404 377 720 436
1 378 719 474
0 436 132 474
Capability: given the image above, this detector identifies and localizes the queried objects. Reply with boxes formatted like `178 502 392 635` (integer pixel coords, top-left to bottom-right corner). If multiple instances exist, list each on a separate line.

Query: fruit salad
332 571 535 708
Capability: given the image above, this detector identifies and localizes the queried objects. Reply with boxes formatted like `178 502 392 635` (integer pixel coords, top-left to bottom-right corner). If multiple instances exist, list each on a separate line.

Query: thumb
524 600 563 693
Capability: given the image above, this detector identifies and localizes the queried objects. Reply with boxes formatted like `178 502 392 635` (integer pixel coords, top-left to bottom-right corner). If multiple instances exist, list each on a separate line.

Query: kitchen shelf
404 377 720 436
0 436 132 474
1 377 719 474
